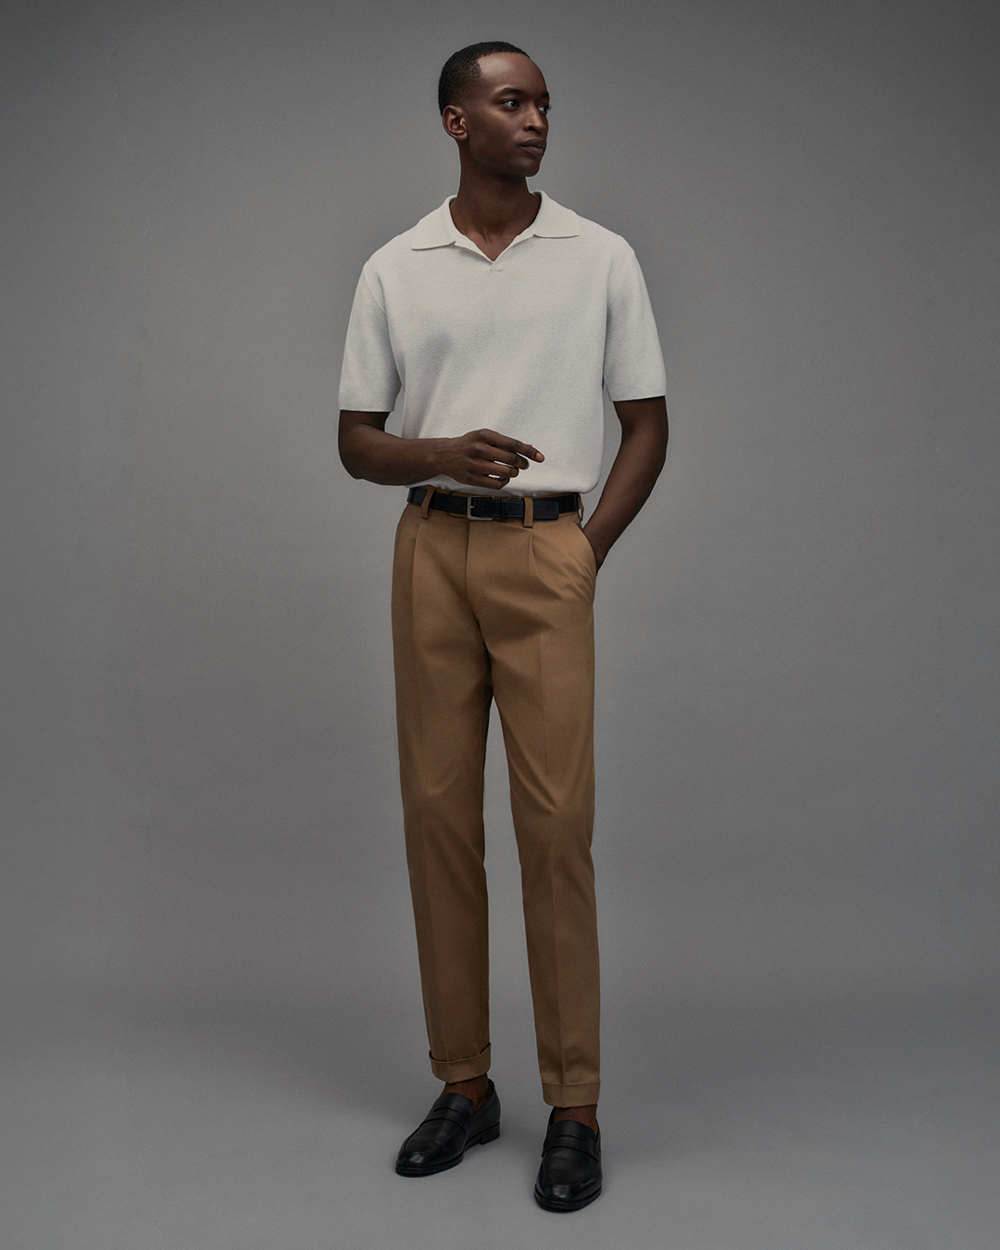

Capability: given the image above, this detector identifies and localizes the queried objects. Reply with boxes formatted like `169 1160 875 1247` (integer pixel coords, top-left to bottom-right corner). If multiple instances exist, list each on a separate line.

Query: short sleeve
337 265 402 412
602 244 667 401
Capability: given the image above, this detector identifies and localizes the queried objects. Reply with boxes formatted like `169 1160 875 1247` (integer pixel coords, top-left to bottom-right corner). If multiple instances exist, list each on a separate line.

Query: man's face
445 52 550 177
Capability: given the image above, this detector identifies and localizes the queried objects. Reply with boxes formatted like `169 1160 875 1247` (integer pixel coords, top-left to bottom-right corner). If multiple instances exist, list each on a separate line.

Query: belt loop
420 486 436 519
522 495 534 528
578 494 586 523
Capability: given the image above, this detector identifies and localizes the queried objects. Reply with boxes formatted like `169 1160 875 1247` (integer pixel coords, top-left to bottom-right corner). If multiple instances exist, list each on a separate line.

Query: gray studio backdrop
3 0 998 1228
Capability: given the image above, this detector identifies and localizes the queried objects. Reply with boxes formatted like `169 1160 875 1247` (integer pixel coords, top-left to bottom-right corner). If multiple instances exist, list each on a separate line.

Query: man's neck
449 177 541 249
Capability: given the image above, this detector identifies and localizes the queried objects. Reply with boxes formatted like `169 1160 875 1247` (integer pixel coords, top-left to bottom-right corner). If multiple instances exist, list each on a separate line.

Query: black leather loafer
533 1112 602 1211
394 1081 501 1176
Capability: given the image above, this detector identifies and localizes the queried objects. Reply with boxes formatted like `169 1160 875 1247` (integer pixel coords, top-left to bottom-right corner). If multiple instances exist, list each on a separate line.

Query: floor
3 980 997 1250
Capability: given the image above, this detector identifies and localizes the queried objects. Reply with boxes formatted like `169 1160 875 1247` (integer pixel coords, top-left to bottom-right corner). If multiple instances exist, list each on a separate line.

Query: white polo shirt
338 190 666 496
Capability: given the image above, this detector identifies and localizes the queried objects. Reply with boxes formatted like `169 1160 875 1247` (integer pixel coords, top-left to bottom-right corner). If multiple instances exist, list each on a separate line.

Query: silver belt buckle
466 495 495 520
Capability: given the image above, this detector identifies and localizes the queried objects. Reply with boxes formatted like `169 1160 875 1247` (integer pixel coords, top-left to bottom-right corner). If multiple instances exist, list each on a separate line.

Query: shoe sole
394 1121 500 1177
533 1183 603 1212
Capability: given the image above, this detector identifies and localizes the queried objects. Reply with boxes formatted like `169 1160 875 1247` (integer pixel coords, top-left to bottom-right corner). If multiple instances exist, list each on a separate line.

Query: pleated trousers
390 492 601 1107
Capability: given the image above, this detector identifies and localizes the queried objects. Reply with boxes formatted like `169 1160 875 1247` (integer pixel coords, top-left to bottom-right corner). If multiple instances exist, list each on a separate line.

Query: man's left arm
582 396 668 571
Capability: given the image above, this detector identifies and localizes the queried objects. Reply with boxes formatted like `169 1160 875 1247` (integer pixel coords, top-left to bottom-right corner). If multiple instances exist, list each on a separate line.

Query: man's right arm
338 411 544 490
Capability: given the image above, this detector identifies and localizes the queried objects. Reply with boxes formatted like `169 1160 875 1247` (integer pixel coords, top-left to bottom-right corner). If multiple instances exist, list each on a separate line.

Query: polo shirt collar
411 189 580 251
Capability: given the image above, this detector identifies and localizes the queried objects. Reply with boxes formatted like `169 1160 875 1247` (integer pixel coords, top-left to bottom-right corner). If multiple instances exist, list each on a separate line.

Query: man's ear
442 104 467 142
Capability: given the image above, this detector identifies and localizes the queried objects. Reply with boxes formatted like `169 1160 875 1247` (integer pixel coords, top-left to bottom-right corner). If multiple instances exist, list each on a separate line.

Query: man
338 41 667 1212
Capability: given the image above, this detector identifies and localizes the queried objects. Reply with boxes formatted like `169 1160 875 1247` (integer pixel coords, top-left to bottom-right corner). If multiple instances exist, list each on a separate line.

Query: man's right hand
338 411 544 489
438 429 545 489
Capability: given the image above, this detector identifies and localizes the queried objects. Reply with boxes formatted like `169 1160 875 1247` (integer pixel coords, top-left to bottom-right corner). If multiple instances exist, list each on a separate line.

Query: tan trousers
390 492 601 1108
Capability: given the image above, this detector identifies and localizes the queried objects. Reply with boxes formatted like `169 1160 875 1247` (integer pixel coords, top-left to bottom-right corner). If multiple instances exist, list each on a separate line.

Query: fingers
476 428 545 465
473 459 516 487
446 428 545 489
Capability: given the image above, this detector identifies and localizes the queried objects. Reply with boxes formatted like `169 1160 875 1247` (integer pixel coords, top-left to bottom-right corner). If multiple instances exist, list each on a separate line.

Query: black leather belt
407 487 580 521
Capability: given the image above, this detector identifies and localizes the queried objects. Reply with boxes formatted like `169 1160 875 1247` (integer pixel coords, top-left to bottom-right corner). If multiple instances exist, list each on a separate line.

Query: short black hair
438 41 530 115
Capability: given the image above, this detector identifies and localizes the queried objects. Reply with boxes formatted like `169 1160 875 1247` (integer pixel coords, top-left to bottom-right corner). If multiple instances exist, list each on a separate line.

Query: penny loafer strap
421 1106 472 1129
418 1093 477 1129
542 1122 601 1160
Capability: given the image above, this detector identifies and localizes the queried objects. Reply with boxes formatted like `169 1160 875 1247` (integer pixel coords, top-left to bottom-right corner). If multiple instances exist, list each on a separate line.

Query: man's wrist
422 436 451 480
582 523 611 568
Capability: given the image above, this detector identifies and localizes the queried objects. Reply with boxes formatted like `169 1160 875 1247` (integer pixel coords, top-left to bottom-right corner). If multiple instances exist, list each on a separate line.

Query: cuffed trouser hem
542 1080 601 1108
429 1043 492 1084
